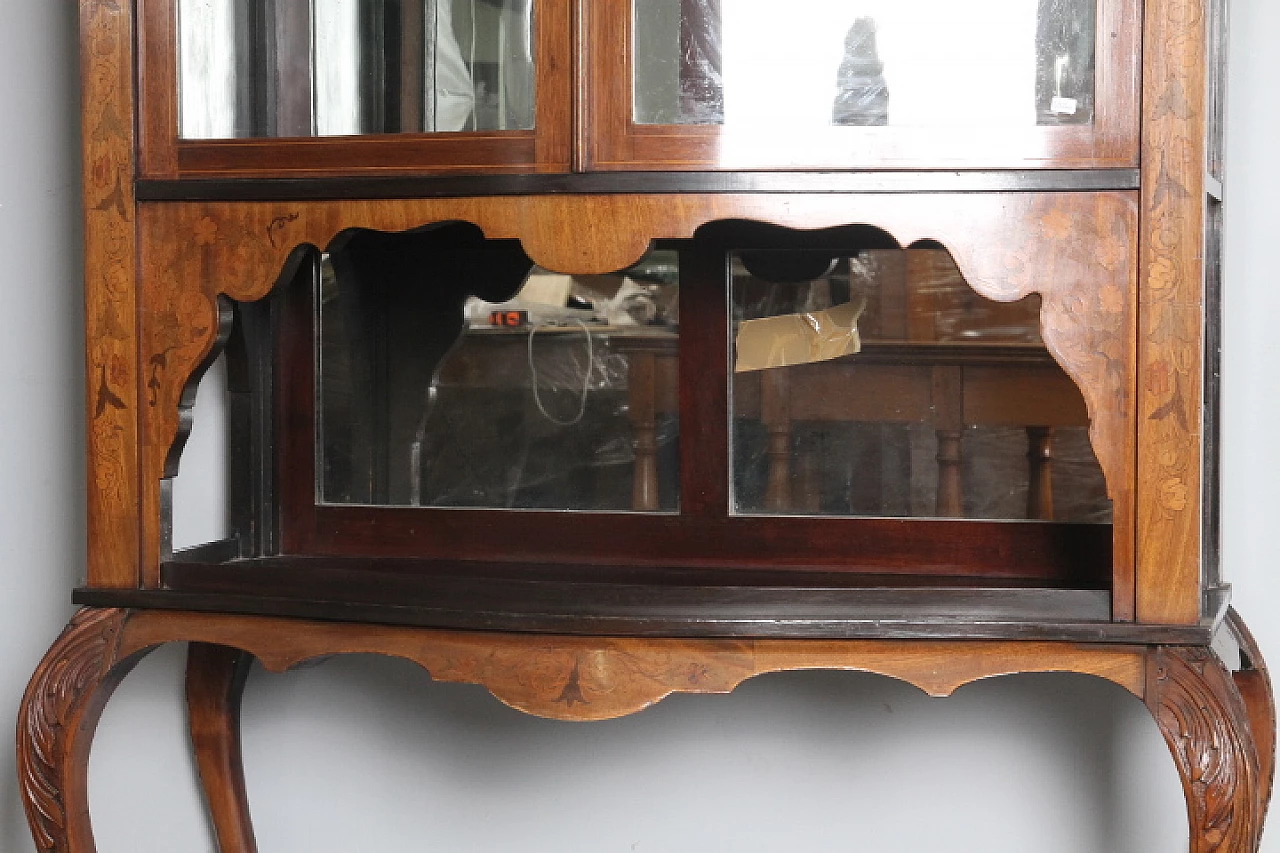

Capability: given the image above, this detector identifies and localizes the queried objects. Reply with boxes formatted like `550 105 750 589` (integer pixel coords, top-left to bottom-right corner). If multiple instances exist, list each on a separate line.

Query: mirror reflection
319 226 680 511
180 0 534 139
730 246 1111 522
634 0 1095 127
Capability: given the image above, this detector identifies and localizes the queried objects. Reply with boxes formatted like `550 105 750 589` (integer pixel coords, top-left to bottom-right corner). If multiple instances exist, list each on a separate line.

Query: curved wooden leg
1226 608 1276 831
17 608 143 853
186 643 258 853
1147 642 1267 852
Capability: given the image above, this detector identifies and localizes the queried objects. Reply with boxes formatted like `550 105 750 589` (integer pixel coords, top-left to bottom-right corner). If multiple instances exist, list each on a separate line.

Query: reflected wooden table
442 330 1088 517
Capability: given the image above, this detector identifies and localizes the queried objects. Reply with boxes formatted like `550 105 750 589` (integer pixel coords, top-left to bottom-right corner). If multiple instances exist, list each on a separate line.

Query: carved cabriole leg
1147 644 1266 852
1226 609 1276 830
186 643 258 853
17 608 143 853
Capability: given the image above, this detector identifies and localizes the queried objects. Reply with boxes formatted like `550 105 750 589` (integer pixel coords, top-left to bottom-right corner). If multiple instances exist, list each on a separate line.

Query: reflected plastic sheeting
319 232 679 512
729 248 1111 523
634 0 1095 128
179 0 535 139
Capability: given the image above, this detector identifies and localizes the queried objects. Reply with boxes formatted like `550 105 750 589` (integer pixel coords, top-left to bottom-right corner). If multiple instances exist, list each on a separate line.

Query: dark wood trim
677 239 729 517
73 579 1212 644
171 539 242 564
136 169 1141 201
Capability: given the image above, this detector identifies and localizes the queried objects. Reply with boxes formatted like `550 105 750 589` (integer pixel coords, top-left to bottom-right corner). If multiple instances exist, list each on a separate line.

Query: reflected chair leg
187 643 258 853
1146 641 1268 852
1025 426 1055 520
762 368 792 512
17 608 142 853
931 366 963 517
629 350 659 512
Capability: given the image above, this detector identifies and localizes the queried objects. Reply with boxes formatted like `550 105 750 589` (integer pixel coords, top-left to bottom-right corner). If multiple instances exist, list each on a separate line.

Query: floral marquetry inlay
136 192 1138 582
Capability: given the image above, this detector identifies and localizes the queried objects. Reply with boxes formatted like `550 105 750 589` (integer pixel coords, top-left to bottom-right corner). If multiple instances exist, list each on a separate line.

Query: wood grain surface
1136 0 1209 625
186 643 258 853
121 610 1147 722
81 0 140 588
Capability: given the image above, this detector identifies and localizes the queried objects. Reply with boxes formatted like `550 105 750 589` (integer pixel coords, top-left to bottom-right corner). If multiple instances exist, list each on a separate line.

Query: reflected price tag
1050 96 1078 115
489 310 529 328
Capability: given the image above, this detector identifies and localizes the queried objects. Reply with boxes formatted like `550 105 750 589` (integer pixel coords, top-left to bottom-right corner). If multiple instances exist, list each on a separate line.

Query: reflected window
634 0 1096 127
729 247 1110 522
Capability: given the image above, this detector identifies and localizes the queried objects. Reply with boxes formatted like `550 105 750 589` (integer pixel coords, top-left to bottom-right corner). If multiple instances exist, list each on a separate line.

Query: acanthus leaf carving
1149 646 1263 853
17 608 127 852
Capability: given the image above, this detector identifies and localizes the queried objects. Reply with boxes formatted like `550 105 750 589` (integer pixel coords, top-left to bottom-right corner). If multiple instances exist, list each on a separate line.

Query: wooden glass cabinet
18 0 1273 850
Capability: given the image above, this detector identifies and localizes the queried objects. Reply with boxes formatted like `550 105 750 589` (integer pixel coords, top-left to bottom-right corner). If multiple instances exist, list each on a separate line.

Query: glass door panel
179 0 535 139
634 0 1096 129
318 227 681 512
728 247 1111 522
589 0 1137 169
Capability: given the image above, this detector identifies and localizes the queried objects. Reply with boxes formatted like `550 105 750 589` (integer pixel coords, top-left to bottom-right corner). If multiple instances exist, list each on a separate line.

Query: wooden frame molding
136 0 572 178
81 0 140 589
16 608 1274 852
135 192 1137 606
1136 0 1210 625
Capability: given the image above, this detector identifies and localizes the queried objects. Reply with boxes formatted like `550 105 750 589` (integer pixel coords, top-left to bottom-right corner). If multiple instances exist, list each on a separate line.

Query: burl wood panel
120 610 1146 722
1137 0 1208 624
135 193 1137 600
81 0 140 588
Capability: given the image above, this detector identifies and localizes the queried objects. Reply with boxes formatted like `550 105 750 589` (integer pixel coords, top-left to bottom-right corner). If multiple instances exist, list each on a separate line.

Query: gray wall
1 2 1277 851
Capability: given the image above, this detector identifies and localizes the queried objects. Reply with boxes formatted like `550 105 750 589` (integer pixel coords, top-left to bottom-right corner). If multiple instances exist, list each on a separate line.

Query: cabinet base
17 607 1273 852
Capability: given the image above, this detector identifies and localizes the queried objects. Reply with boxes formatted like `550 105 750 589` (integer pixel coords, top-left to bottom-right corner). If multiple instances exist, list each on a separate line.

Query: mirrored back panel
318 226 680 511
179 0 535 138
729 247 1110 523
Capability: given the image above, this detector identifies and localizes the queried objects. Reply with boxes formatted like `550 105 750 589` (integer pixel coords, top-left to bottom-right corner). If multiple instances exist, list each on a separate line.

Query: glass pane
319 227 679 511
729 247 1110 522
179 0 535 139
634 0 1095 127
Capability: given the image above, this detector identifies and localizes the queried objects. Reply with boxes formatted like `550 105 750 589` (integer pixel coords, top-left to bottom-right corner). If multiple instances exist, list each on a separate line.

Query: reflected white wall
314 0 361 136
178 0 238 138
722 0 1037 128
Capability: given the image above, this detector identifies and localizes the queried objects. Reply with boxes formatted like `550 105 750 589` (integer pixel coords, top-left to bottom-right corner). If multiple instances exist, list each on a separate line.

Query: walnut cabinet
17 0 1274 850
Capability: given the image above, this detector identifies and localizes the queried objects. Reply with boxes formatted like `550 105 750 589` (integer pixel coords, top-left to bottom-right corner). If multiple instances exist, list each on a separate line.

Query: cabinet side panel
81 0 141 588
1137 0 1208 624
